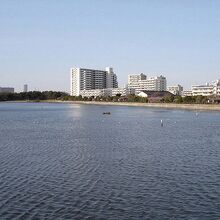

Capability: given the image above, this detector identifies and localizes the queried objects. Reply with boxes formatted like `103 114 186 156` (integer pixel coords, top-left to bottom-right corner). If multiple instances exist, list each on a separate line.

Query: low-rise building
0 87 14 93
167 85 183 95
80 87 135 98
182 90 193 97
191 80 220 96
192 84 214 96
182 90 192 97
208 97 220 104
127 74 167 94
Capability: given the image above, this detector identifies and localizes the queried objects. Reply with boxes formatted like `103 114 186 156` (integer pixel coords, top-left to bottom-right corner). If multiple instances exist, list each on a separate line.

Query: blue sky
0 0 220 92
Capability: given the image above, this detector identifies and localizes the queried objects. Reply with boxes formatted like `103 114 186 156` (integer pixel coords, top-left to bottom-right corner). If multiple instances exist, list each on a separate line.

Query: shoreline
68 101 220 111
5 100 220 111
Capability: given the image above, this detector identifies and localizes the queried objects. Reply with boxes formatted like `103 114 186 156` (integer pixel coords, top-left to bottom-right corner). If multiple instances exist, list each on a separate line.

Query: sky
0 0 220 92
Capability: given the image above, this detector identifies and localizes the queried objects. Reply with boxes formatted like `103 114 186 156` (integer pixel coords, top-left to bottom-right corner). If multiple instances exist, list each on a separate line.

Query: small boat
103 112 111 115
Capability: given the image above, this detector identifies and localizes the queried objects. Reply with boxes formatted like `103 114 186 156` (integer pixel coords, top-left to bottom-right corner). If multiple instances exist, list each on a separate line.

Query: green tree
174 96 183 103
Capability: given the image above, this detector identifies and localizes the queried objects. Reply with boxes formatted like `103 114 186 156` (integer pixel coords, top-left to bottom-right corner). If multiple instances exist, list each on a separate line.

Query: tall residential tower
23 84 28 92
70 67 118 96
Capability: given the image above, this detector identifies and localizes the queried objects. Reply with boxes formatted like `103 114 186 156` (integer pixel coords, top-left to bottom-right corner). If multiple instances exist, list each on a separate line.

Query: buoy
161 119 163 127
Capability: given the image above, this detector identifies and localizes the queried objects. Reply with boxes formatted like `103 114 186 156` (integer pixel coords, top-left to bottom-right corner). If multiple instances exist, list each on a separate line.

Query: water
0 103 220 220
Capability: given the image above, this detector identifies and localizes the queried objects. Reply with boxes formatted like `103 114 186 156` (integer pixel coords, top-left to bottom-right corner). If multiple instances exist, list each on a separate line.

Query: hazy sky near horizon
1 0 220 92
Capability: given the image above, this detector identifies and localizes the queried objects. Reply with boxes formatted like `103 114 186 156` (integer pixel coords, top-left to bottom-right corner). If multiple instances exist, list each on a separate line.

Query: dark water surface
0 103 220 220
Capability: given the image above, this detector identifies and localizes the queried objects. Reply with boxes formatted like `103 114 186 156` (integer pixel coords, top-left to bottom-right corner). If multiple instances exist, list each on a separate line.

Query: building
137 90 174 102
128 73 146 84
167 85 183 95
139 76 167 91
192 84 213 96
70 67 118 96
106 67 118 88
182 90 193 97
80 87 135 98
214 80 220 96
127 74 167 93
191 80 220 96
23 84 28 92
127 74 143 91
0 87 14 93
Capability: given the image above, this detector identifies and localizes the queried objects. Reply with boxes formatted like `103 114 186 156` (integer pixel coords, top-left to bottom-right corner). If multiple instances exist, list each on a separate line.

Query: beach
59 101 220 111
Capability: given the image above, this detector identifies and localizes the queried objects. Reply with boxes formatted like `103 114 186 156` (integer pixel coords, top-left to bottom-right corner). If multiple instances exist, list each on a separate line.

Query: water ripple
0 103 219 219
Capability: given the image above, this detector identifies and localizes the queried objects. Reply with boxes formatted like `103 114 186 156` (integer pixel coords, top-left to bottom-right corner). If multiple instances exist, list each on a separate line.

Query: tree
195 95 207 104
174 96 183 103
182 96 196 104
0 91 68 102
164 95 174 103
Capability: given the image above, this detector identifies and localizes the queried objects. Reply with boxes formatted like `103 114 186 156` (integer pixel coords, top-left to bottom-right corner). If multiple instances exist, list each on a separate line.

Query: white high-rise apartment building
128 74 167 93
70 67 118 96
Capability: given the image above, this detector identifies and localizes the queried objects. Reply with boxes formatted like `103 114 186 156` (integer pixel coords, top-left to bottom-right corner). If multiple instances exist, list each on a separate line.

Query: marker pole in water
161 119 163 127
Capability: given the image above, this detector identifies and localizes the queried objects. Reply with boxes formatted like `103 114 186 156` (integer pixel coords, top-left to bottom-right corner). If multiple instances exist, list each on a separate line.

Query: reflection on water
0 103 220 219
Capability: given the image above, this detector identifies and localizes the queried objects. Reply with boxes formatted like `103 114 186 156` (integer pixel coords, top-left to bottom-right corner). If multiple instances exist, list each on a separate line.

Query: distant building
23 84 28 92
191 80 220 96
182 90 193 97
0 87 14 93
80 87 135 98
139 76 167 91
106 67 118 89
127 74 167 94
137 90 174 102
192 84 213 96
208 97 220 104
128 73 146 84
167 85 183 95
70 67 118 96
127 74 144 91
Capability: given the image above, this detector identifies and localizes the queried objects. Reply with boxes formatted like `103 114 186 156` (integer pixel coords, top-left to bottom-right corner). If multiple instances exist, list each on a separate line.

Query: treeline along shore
1 91 220 111
0 91 68 101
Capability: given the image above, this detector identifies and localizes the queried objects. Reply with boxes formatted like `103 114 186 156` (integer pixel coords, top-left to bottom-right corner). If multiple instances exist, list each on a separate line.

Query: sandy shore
4 100 220 111
61 101 220 111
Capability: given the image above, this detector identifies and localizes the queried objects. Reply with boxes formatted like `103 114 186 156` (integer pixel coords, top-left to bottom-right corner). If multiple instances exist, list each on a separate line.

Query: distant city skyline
1 0 220 92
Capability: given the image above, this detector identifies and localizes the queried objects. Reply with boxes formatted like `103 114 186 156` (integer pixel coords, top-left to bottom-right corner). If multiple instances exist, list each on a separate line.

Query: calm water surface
0 103 220 220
